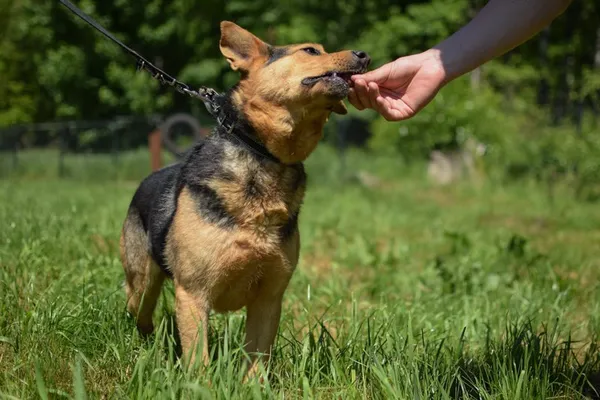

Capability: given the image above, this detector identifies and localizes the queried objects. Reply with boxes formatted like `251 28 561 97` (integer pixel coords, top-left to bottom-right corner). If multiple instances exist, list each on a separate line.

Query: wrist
419 48 451 86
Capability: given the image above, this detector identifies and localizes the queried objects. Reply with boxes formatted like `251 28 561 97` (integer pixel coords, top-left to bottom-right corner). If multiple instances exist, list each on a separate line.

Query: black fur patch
244 175 263 198
188 183 236 228
290 165 307 192
280 212 299 241
267 46 289 65
181 140 224 184
129 163 182 275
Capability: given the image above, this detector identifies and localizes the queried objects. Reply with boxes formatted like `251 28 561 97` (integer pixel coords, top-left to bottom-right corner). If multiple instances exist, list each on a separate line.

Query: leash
58 0 220 117
58 0 280 163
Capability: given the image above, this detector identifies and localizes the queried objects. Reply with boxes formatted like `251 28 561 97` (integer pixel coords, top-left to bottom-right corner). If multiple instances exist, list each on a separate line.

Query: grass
1 146 600 399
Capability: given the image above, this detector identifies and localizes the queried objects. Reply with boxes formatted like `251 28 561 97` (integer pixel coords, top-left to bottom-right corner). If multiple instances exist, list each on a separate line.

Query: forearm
431 0 573 83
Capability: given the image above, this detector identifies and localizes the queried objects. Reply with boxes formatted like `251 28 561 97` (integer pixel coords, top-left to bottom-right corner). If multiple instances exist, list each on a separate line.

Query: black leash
58 0 280 163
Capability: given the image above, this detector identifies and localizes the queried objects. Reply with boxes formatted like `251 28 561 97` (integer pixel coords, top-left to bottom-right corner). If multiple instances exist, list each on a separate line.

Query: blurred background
0 0 599 197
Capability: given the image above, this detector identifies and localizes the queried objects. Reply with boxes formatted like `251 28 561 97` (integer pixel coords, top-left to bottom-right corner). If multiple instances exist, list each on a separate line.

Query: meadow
1 146 600 399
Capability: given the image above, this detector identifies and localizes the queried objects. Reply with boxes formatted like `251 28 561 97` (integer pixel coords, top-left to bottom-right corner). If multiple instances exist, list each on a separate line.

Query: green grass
1 146 600 399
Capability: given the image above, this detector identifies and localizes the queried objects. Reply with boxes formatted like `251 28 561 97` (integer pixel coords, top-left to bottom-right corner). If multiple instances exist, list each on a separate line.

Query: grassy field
1 146 600 399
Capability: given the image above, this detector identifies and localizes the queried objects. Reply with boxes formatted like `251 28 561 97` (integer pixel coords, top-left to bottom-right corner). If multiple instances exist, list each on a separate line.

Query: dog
119 21 370 379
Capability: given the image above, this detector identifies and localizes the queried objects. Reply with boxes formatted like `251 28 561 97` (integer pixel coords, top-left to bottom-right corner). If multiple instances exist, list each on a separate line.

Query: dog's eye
302 47 320 56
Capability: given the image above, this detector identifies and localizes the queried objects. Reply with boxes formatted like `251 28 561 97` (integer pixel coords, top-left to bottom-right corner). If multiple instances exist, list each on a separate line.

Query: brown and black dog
119 21 369 378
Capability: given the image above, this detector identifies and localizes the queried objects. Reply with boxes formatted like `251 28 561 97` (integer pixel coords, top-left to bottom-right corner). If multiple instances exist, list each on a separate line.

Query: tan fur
121 21 368 381
166 188 298 373
120 210 167 334
207 146 305 231
220 23 359 164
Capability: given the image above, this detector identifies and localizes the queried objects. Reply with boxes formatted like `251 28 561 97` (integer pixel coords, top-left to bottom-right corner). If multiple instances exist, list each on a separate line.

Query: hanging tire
160 113 204 158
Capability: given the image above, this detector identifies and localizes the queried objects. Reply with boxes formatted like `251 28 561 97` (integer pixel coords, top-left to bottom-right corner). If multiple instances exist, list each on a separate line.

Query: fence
0 113 371 178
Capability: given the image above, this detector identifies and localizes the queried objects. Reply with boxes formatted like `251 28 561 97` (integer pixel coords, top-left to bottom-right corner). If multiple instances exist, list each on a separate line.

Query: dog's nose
352 50 371 66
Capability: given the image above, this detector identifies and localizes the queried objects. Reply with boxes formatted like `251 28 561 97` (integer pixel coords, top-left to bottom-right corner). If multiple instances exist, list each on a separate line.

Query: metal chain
135 59 221 117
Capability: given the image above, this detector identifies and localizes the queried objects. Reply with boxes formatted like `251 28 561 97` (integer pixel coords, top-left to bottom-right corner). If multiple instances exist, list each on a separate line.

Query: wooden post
58 126 68 178
149 129 162 171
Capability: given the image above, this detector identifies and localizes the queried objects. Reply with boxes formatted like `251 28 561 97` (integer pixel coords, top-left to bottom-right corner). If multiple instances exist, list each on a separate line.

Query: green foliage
99 63 171 115
501 120 600 202
369 77 510 160
0 0 599 191
355 0 465 66
1 0 595 124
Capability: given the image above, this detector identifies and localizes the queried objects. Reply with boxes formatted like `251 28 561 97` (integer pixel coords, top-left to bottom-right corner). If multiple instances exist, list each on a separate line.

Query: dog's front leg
243 292 285 382
175 283 210 370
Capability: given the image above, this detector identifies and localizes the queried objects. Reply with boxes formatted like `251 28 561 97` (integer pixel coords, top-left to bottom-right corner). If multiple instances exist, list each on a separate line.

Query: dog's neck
222 88 329 165
213 93 279 163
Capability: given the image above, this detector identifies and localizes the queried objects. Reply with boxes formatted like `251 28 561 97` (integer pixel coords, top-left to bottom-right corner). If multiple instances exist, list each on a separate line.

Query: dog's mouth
301 70 363 88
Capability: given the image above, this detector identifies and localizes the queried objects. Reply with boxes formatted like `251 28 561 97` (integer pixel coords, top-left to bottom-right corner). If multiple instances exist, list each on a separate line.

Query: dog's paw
136 322 154 336
242 363 266 385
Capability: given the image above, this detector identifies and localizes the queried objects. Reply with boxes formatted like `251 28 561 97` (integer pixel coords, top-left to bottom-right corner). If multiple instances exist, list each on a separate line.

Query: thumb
351 62 392 84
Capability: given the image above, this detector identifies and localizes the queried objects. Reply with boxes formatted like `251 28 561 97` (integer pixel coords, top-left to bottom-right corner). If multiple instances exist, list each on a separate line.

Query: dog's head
219 21 370 164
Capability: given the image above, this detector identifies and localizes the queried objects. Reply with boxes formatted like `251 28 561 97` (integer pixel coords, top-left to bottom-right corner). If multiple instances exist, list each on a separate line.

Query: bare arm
433 0 573 82
349 0 573 121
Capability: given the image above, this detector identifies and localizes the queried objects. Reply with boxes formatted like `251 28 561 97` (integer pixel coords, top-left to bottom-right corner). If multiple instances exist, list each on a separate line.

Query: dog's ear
220 21 268 72
331 100 348 115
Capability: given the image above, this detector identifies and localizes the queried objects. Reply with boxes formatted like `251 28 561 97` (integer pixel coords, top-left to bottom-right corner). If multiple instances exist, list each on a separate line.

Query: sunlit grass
1 146 599 398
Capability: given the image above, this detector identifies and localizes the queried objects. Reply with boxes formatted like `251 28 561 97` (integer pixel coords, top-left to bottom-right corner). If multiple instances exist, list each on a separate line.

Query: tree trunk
596 27 600 68
551 2 585 126
536 27 550 107
594 27 600 123
551 16 577 126
571 55 583 136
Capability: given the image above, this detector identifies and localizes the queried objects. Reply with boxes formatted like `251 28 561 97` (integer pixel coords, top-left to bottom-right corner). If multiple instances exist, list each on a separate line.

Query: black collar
215 99 281 164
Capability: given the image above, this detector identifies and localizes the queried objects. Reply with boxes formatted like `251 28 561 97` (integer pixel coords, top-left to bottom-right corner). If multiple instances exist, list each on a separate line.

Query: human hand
348 50 448 121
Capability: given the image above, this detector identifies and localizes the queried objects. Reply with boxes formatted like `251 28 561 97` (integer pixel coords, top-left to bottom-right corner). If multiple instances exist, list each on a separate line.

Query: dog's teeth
331 72 337 78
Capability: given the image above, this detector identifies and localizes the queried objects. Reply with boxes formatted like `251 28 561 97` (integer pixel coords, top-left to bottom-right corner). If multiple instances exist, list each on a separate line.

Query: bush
367 76 515 162
366 75 600 202
502 121 600 201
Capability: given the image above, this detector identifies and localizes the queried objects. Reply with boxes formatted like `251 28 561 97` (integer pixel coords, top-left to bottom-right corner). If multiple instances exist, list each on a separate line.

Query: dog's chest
169 184 301 312
207 157 305 238
168 154 304 307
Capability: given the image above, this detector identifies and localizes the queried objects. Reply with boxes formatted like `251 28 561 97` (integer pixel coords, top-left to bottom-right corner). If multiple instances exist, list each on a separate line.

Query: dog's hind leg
120 208 166 334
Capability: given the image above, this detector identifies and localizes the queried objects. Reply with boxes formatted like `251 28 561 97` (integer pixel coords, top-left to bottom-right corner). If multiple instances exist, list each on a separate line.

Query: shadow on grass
451 322 600 399
273 316 600 398
131 302 600 397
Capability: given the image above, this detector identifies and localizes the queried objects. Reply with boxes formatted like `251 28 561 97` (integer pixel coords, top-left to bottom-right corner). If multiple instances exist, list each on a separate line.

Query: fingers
376 97 405 121
349 80 385 113
351 62 392 85
347 88 365 111
367 82 382 110
369 83 404 121
348 78 412 121
354 79 371 110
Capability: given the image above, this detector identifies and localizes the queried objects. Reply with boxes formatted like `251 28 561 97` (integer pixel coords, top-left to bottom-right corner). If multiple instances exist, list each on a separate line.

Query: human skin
348 0 574 121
